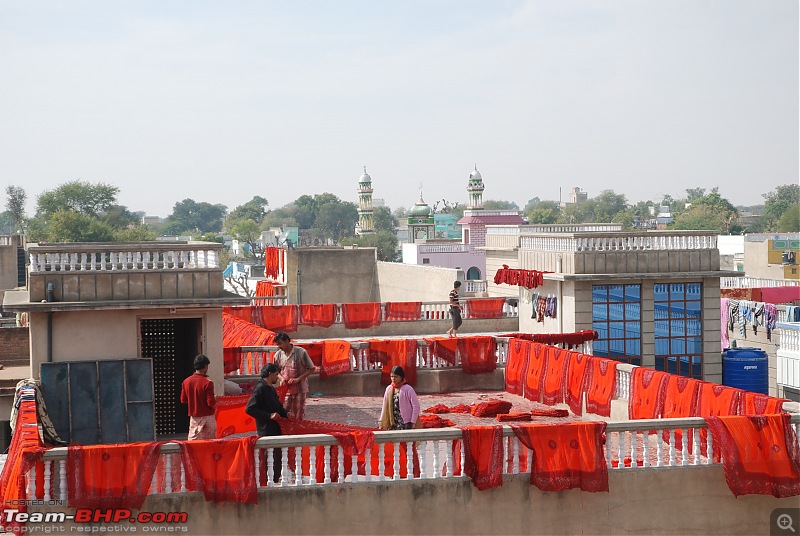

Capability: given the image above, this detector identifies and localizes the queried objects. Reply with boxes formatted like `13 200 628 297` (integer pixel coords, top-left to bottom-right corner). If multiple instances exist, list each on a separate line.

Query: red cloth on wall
341 302 382 329
661 376 702 450
321 340 352 379
705 414 800 498
256 304 299 332
264 247 283 280
179 436 259 504
511 422 609 493
541 346 568 406
222 313 276 373
501 331 599 348
368 338 418 385
759 286 800 304
467 298 506 319
564 351 590 416
384 301 422 320
223 306 253 322
299 304 337 328
215 395 255 438
460 426 505 491
423 336 460 365
523 343 547 403
460 336 497 374
628 368 668 420
255 280 276 297
504 338 531 396
697 383 742 417
303 342 324 367
740 392 787 415
67 442 163 510
584 358 618 417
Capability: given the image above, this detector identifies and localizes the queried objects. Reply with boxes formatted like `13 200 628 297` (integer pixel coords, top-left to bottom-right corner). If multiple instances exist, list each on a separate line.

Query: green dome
409 195 433 217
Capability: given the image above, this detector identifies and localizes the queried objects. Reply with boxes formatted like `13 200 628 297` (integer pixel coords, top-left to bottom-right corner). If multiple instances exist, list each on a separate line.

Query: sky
1 0 797 218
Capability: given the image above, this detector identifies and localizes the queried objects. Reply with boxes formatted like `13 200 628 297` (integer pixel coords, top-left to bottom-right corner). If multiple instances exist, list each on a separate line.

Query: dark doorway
140 318 202 437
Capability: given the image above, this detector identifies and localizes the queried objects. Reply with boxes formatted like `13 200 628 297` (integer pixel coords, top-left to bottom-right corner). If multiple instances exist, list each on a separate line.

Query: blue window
654 283 703 378
592 284 641 366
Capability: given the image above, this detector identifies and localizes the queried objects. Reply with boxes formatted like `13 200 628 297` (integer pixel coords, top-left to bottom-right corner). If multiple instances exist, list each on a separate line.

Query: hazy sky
1 0 797 218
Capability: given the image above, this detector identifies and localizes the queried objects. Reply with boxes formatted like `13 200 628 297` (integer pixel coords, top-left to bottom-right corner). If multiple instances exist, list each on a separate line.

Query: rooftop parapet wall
26 242 225 302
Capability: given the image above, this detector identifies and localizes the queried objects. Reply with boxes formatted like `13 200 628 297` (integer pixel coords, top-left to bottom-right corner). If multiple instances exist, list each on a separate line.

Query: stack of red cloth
470 400 513 417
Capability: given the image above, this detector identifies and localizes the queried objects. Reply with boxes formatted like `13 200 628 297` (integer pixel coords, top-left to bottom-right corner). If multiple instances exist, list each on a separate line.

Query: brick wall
0 327 29 361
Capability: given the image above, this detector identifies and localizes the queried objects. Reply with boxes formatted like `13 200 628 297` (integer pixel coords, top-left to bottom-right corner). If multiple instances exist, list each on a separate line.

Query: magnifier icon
778 514 796 532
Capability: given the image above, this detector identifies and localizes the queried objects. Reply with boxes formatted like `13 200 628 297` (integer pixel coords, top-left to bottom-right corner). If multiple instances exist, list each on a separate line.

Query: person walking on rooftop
379 366 421 430
447 280 463 337
180 354 217 440
274 332 316 420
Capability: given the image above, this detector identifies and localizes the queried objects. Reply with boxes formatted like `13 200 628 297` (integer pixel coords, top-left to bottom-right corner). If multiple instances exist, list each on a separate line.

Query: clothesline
493 265 551 289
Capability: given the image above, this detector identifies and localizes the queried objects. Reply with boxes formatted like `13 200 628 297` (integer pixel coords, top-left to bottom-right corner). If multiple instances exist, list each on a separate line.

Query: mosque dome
469 165 483 182
359 166 372 183
409 195 433 217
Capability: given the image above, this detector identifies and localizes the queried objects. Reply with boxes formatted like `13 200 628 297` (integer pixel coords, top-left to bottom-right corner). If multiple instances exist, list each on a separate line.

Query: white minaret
356 166 375 235
467 164 485 209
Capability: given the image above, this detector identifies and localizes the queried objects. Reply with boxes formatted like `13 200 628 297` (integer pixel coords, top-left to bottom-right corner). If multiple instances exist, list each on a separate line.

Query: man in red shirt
180 354 217 440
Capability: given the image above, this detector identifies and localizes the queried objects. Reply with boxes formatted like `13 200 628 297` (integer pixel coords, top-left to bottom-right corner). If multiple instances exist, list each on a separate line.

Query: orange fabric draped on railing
628 368 668 420
501 330 599 349
459 426 505 491
697 383 743 458
320 340 352 379
0 396 45 532
460 336 497 374
740 392 787 415
423 336 460 365
223 305 252 322
541 346 568 406
504 338 531 396
466 298 506 319
299 303 337 328
661 375 702 450
511 422 609 493
67 442 163 509
384 301 422 320
584 358 618 417
179 436 259 504
264 247 283 280
216 394 256 438
255 280 276 297
254 304 298 332
368 338 418 385
222 313 276 373
523 343 547 403
341 302 382 329
705 414 800 498
564 351 590 416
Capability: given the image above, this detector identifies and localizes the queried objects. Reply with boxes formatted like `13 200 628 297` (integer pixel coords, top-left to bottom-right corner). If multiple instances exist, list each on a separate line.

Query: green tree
341 230 399 262
5 185 27 233
373 206 398 233
42 211 116 242
483 199 519 210
36 180 119 217
691 188 739 233
685 188 706 201
776 203 800 232
224 196 268 232
315 200 358 243
230 219 264 261
762 184 800 231
526 200 560 224
262 207 299 229
164 199 227 234
671 205 732 233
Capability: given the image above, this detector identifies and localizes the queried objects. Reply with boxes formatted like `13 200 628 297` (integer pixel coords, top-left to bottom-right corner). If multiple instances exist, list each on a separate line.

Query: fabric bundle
222 313 276 373
496 412 532 422
470 399 513 417
420 414 456 428
254 280 276 297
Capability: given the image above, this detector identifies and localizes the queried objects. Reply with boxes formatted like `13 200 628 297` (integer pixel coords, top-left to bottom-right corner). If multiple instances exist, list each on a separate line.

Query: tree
230 219 264 261
526 200 560 224
523 197 541 213
5 185 27 233
690 188 739 233
262 207 299 229
762 184 800 231
373 206 398 233
315 200 358 243
776 203 799 232
685 188 706 201
483 200 519 210
224 196 268 232
164 199 227 234
42 211 116 242
36 180 119 217
591 190 628 222
341 230 399 262
671 205 732 233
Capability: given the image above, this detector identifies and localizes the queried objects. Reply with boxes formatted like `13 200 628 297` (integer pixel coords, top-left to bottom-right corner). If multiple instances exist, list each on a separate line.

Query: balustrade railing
721 276 799 288
28 243 221 273
519 232 718 253
24 414 800 501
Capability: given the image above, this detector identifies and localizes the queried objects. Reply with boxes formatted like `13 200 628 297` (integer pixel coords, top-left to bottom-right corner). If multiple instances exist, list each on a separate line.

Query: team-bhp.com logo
3 508 188 533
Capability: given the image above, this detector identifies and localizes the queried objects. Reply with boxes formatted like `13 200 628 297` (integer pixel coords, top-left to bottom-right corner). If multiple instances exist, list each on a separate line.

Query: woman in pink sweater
379 366 420 430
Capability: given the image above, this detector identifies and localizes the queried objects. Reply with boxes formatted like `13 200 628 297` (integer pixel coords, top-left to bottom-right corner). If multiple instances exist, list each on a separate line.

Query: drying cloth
341 302 382 329
384 301 422 320
299 303 337 328
179 436 259 505
584 358 618 417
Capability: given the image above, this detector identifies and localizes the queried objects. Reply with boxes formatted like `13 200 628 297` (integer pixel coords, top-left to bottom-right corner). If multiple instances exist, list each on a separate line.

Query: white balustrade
520 231 718 253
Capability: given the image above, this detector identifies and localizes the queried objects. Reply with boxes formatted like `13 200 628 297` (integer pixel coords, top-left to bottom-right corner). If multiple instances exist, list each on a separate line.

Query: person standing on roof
447 280 463 337
180 354 217 440
273 332 316 420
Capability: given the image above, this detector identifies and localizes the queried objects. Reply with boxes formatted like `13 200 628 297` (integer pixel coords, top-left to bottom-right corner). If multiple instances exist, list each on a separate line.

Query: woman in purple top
379 366 420 430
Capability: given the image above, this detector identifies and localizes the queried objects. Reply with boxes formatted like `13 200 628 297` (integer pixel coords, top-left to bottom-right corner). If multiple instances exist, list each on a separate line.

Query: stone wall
0 326 29 362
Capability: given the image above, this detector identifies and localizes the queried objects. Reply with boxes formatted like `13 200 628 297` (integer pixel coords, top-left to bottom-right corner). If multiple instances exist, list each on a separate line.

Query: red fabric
256 304 298 332
759 286 800 304
223 306 253 322
512 422 609 492
255 280 276 297
320 339 352 379
501 331 599 348
421 414 456 428
0 397 45 532
584 358 618 417
215 395 255 438
505 338 530 396
470 400 512 417
493 265 548 289
461 336 497 374
424 404 452 414
450 404 472 413
720 288 761 301
222 313 276 373
697 383 742 417
705 414 800 497
384 301 422 320
541 346 568 406
299 304 337 328
523 343 547 403
341 302 382 329
661 376 702 450
628 368 668 420
467 298 506 319
264 247 283 280
497 412 532 422
531 408 569 418
564 351 590 416
368 338 418 385
740 392 787 415
423 336 461 365
303 342 324 367
67 442 162 510
460 426 505 491
179 436 259 504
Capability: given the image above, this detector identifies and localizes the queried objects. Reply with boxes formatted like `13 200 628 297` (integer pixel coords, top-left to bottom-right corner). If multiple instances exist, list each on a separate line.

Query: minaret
467 164 485 209
356 166 374 235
